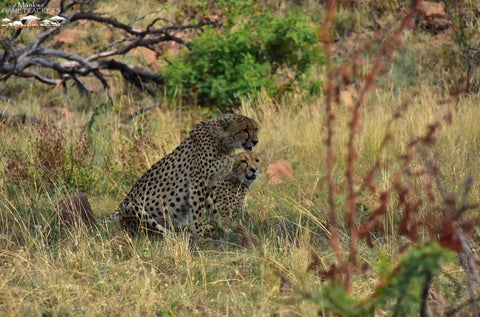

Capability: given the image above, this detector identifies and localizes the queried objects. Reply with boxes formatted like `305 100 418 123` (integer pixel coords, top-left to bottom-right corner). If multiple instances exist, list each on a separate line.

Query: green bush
311 243 455 316
163 7 325 109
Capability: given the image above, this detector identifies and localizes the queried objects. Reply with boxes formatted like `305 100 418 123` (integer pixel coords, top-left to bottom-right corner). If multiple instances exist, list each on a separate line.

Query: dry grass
1 0 480 315
1 84 479 315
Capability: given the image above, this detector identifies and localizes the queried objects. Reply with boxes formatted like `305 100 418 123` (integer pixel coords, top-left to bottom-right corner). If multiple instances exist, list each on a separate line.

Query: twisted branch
0 0 220 103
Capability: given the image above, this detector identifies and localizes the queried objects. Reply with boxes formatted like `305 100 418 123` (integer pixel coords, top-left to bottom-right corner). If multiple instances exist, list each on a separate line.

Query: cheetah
206 152 262 232
115 114 259 236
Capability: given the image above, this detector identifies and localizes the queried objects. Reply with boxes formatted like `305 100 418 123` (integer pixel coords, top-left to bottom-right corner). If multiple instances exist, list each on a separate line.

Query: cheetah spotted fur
115 114 259 236
206 152 262 232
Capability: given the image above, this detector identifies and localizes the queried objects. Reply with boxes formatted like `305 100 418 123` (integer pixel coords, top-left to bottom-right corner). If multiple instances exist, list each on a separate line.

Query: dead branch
0 0 220 104
420 273 433 317
16 70 60 85
126 101 162 121
446 295 480 317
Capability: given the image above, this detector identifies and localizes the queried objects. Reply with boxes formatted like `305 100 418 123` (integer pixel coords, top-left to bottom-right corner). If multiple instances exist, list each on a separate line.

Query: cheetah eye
241 160 248 164
255 159 260 163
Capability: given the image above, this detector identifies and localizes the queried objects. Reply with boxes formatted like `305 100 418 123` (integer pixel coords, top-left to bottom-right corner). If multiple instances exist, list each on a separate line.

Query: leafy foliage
163 6 325 109
375 243 454 316
312 243 454 316
311 283 371 317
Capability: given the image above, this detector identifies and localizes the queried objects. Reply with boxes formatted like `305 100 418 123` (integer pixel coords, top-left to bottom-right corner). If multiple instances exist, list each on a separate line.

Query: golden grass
1 79 479 314
1 0 479 314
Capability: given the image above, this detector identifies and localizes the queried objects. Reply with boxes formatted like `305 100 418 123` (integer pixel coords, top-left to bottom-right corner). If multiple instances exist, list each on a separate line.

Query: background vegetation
1 0 480 315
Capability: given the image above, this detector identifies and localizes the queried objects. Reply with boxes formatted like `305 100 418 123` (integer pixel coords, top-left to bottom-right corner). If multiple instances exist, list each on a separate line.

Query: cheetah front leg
189 148 233 237
204 187 227 236
200 158 234 236
189 177 217 237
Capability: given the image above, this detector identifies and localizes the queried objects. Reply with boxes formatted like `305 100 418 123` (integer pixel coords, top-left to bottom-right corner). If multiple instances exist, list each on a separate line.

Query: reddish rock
417 1 446 19
127 47 159 70
416 1 451 33
266 159 295 184
51 30 88 45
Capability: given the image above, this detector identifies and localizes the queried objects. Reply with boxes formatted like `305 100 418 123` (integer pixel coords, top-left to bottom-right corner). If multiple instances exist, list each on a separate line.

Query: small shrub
312 243 454 316
450 9 480 94
2 121 97 194
163 6 325 109
163 27 274 108
427 4 480 94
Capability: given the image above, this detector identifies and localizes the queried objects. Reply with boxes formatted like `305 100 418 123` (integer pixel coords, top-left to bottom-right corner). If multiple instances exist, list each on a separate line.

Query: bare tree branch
0 0 221 105
459 251 480 317
71 75 95 94
17 71 60 85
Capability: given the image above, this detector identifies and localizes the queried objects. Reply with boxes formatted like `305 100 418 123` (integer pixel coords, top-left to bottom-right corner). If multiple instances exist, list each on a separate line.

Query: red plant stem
322 0 345 277
345 102 361 291
345 49 383 291
322 0 421 290
344 1 420 290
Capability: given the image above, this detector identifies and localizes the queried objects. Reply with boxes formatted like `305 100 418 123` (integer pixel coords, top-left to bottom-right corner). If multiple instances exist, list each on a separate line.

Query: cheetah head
232 152 262 186
222 114 259 152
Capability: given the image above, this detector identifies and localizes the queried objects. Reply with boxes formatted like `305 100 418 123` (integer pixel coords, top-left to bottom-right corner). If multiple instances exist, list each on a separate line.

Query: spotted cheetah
206 152 262 232
115 114 259 236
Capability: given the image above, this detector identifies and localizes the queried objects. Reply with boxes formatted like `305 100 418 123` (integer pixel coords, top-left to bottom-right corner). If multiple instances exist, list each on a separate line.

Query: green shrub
311 243 454 316
163 6 325 109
